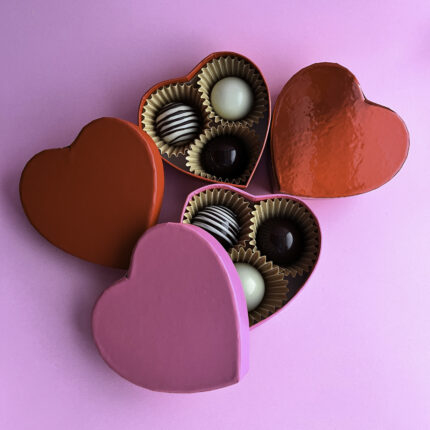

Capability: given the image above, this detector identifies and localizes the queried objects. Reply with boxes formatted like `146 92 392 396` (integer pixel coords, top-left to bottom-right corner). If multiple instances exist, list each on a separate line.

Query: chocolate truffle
201 135 249 179
155 102 200 146
256 218 304 266
210 77 254 121
234 263 265 312
191 205 239 249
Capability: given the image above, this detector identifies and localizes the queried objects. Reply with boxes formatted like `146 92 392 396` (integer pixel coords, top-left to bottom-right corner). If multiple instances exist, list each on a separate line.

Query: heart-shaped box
180 184 322 329
138 52 271 188
92 222 250 393
271 62 409 197
20 117 164 269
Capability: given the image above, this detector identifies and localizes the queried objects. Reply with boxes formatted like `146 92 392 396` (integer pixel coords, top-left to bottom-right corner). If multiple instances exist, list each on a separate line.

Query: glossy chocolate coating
256 218 303 266
201 135 248 179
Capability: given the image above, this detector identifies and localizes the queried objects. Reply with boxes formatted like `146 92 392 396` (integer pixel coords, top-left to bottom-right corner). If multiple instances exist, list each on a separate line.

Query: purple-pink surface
1 0 429 429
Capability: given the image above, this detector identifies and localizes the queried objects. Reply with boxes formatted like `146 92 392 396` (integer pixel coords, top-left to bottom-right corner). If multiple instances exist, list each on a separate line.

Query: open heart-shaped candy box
138 52 271 188
181 184 321 328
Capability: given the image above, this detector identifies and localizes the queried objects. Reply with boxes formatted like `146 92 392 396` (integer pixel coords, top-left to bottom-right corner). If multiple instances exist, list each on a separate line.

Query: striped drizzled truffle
191 205 240 249
155 102 200 147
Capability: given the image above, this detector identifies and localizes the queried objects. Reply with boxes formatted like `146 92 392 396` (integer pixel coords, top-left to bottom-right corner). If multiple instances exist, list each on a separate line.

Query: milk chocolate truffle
210 77 253 120
191 205 239 249
155 102 200 146
201 135 249 179
234 263 265 311
256 218 303 266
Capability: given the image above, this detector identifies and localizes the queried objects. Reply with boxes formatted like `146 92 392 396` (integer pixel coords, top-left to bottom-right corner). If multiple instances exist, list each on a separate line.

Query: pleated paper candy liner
140 83 210 158
196 55 268 127
182 187 253 251
229 247 288 327
249 199 321 277
186 124 261 186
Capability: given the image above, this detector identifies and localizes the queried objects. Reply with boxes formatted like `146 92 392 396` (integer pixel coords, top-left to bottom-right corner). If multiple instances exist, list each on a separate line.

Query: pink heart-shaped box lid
92 222 249 393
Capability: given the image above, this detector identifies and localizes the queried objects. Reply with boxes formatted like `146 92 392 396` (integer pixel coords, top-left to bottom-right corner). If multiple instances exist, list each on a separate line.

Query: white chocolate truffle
234 263 265 311
210 77 253 121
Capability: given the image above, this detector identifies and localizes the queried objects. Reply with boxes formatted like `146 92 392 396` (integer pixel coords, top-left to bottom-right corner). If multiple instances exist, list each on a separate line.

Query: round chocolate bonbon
191 205 239 249
256 218 304 266
155 102 200 146
200 135 249 179
210 77 253 121
234 263 265 312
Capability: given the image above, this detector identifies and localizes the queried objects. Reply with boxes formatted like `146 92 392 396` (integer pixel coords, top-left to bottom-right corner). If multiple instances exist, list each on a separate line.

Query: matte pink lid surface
92 222 249 393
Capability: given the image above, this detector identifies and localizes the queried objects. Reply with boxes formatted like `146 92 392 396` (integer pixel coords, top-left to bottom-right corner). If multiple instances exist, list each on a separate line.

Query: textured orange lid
271 63 409 198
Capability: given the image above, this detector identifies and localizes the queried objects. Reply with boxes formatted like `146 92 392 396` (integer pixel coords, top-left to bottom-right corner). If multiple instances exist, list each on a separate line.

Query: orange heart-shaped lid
271 63 409 198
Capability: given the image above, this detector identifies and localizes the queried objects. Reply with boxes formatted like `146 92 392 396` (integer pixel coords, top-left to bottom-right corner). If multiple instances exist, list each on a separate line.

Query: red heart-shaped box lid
92 222 250 393
271 63 409 197
20 117 164 269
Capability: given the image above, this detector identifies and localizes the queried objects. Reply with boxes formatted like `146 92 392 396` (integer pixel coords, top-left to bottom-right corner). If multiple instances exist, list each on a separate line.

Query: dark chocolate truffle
200 135 249 179
191 205 239 249
155 102 200 146
256 217 303 266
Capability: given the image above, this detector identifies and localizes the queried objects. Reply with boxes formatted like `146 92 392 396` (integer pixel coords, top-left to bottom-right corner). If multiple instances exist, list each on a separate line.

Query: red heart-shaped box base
138 51 271 188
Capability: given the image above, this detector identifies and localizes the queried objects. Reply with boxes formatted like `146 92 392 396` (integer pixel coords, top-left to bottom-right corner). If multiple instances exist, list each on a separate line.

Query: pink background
1 0 430 428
